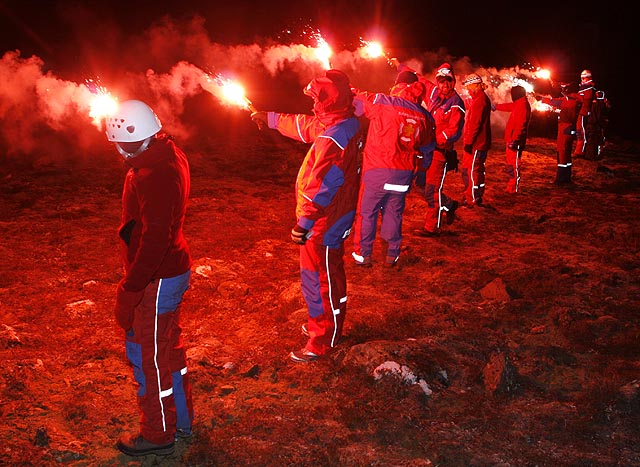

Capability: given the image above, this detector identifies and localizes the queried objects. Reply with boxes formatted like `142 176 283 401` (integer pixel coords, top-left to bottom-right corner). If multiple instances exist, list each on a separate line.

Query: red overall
116 134 193 444
494 92 531 193
462 90 492 205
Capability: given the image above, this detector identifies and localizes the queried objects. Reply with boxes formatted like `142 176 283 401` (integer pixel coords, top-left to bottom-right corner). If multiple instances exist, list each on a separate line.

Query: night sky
0 0 635 140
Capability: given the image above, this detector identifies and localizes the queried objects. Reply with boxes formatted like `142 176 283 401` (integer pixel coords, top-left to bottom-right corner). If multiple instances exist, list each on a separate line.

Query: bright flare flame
85 80 118 126
221 81 249 108
314 37 333 69
359 39 384 59
303 27 332 69
204 74 256 112
535 68 551 80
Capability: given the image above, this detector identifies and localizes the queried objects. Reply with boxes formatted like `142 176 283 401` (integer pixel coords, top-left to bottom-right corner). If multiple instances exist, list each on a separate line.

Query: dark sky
0 0 636 139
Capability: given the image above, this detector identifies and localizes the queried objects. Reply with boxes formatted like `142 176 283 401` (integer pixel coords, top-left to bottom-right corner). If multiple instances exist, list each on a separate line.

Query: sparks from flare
302 27 332 69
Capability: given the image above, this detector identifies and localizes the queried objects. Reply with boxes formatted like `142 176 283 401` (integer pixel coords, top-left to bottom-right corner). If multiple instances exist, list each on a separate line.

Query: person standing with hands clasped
106 100 194 457
392 61 465 237
251 70 361 363
461 73 492 207
492 85 531 194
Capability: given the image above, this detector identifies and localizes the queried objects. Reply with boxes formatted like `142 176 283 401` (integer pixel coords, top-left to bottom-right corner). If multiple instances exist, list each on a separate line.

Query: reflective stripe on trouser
556 127 574 183
299 241 347 355
423 150 453 231
557 126 574 166
353 169 411 258
125 270 193 445
505 146 521 193
462 149 487 203
575 115 587 155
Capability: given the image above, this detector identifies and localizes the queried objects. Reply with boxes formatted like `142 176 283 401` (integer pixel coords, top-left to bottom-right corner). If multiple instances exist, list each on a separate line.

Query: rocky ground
1 130 639 466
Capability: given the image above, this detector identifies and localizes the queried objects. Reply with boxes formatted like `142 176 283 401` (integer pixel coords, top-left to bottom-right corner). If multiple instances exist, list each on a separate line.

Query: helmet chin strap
115 136 153 159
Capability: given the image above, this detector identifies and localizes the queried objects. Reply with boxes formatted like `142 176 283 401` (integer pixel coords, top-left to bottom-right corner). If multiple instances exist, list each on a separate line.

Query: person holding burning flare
251 70 362 363
492 85 532 194
537 83 580 185
105 100 194 456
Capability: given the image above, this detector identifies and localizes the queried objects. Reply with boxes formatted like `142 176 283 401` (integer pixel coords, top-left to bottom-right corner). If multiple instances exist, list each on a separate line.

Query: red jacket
463 91 492 151
353 88 435 172
421 80 465 150
574 83 595 117
268 113 361 247
494 96 531 146
119 134 192 292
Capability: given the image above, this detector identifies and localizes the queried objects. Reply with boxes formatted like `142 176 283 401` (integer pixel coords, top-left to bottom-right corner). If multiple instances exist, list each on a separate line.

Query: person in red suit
493 85 531 193
250 70 362 363
107 100 194 457
350 69 435 265
461 73 492 207
573 69 595 159
390 61 465 237
537 83 580 184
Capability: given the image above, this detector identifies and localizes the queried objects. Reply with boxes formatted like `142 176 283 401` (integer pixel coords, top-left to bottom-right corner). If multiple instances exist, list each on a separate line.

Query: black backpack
589 90 610 129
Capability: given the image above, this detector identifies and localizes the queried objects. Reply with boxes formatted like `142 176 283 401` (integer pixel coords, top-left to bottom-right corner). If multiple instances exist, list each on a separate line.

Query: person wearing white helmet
106 100 194 457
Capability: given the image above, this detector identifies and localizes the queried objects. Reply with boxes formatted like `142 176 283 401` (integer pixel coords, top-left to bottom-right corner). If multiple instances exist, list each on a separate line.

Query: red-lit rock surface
1 134 639 466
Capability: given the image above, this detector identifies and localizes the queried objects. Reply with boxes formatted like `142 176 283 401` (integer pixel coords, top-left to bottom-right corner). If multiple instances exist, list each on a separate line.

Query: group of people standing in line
250 62 609 367
249 61 529 367
537 69 610 184
102 61 609 457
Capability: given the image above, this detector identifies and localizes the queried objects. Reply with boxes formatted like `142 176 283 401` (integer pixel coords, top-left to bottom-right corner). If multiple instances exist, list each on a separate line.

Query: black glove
464 144 473 154
444 150 458 173
251 111 268 130
508 140 520 151
291 225 310 245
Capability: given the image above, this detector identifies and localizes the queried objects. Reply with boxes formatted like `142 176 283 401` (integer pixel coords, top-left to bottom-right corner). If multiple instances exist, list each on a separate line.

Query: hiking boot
384 255 399 268
289 348 319 363
413 228 439 238
175 428 192 442
301 323 309 337
445 200 459 225
117 434 175 457
352 252 372 267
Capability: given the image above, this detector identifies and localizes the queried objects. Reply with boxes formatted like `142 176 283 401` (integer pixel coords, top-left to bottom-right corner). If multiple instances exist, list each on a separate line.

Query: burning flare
358 39 385 59
535 68 551 80
313 36 332 70
202 74 256 112
85 79 118 127
302 27 332 69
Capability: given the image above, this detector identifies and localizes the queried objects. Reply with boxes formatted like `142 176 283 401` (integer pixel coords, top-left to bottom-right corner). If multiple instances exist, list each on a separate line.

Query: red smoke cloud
0 15 543 165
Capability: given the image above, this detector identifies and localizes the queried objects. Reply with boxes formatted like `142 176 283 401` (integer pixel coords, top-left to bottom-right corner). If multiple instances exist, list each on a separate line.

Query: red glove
114 280 145 331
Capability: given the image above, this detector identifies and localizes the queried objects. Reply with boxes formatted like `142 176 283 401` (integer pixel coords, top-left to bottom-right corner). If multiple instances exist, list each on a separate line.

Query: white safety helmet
580 69 592 81
105 100 162 143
